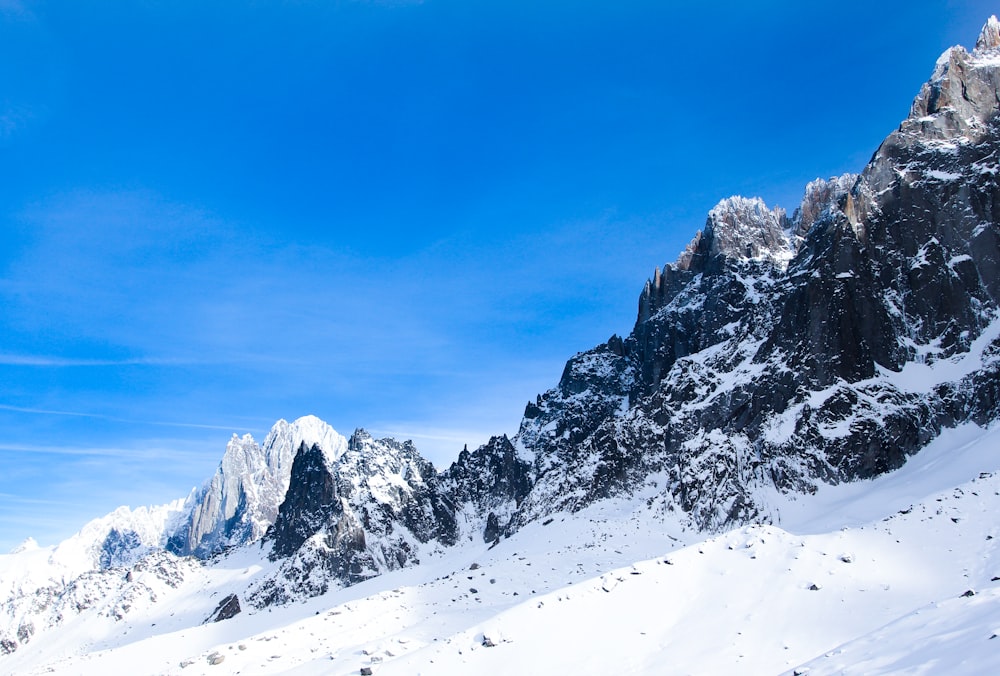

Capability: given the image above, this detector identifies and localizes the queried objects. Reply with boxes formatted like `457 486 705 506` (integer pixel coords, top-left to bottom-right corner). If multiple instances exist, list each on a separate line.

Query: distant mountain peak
975 15 1000 52
9 537 38 554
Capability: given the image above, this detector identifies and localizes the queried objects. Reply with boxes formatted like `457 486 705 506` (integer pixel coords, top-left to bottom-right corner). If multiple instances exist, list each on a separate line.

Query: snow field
7 423 1000 675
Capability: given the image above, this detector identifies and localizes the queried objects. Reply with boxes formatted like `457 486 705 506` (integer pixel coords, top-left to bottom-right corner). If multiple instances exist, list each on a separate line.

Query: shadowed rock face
248 432 460 606
268 443 338 560
441 435 533 541
206 593 241 623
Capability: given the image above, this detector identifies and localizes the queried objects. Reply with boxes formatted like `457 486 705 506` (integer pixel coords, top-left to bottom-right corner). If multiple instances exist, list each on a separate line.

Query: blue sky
0 0 993 550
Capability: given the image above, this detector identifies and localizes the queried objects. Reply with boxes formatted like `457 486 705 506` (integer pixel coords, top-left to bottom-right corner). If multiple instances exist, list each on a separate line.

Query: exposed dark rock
206 593 241 623
487 19 1000 533
250 431 460 605
99 528 143 569
441 435 532 541
15 622 33 644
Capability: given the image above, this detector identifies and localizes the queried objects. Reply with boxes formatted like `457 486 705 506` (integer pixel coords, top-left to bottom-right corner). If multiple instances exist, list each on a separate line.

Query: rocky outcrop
0 549 195 656
168 416 346 557
206 593 241 623
441 435 532 541
248 430 458 606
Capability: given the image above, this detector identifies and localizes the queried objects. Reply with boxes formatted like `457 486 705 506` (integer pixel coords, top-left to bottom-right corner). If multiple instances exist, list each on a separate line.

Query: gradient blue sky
0 0 993 550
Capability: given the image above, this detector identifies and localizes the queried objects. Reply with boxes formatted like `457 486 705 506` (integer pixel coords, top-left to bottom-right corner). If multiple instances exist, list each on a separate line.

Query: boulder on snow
205 593 242 623
0 638 17 655
207 651 225 665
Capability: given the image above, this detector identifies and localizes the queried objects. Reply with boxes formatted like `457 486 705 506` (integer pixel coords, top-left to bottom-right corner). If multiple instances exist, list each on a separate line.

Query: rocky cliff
463 15 1000 536
248 430 458 606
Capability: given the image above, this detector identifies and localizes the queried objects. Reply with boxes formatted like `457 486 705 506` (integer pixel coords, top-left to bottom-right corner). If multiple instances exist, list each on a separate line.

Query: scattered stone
179 658 195 668
469 588 478 594
482 635 496 648
360 668 373 676
840 554 854 563
238 644 247 651
469 562 480 570
542 518 554 526
207 652 225 665
962 589 976 597
808 583 822 591
490 578 496 584
15 622 33 644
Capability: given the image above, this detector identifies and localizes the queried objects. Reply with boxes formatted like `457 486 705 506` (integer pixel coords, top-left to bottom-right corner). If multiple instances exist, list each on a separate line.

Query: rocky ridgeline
240 15 1000 594
494 17 1000 534
6 16 1000 652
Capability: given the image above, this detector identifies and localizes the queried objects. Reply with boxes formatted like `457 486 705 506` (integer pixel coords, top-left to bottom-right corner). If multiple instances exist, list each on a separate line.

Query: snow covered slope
4 422 1000 674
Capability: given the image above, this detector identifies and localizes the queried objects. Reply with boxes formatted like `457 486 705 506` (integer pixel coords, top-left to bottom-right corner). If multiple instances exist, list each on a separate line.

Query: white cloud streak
0 354 195 366
0 404 259 432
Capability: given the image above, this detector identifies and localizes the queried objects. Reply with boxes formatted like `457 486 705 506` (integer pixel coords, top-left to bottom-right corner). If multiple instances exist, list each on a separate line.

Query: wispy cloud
0 404 263 432
0 441 209 461
0 354 196 367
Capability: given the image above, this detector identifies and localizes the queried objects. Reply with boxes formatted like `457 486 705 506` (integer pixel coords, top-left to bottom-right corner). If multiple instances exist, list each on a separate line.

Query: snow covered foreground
6 424 1000 675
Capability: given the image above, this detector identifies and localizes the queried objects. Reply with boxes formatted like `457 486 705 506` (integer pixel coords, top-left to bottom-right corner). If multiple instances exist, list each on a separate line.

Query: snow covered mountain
481 13 1000 536
169 415 347 558
6 15 1000 675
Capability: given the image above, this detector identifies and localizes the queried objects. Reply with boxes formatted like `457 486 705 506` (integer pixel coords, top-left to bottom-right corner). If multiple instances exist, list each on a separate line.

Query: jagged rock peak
975 15 1000 52
168 415 348 557
904 18 1000 143
793 174 858 238
676 196 792 271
